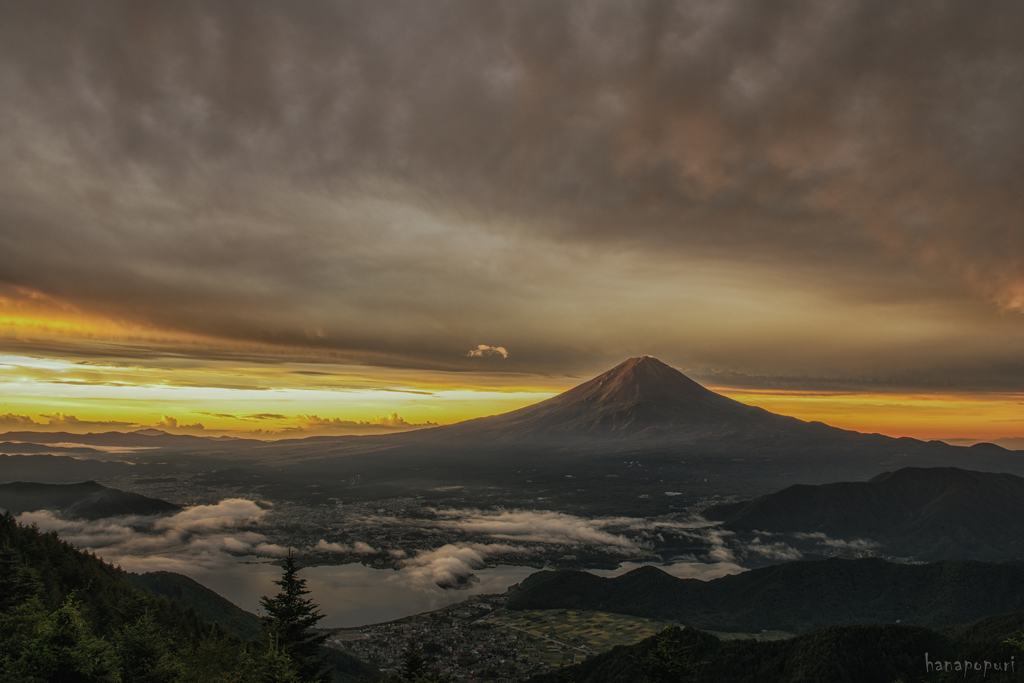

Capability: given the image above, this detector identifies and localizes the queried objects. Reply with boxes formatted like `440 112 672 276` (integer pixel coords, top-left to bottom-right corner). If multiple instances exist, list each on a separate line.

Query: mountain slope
0 454 136 484
0 480 181 519
0 511 382 682
211 358 1024 513
127 571 262 640
507 559 1024 633
528 623 1018 683
704 467 1024 561
414 356 838 444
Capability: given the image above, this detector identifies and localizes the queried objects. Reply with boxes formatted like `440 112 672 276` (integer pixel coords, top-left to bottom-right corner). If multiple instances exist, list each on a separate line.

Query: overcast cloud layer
2 0 1024 392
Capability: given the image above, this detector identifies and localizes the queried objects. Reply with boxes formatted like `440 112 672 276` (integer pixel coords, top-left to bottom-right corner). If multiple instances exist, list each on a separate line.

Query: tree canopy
260 553 331 683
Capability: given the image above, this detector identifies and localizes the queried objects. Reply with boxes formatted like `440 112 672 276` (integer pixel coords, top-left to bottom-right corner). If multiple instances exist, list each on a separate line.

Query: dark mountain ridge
704 467 1024 561
0 429 265 450
0 480 181 519
508 558 1024 634
0 441 108 455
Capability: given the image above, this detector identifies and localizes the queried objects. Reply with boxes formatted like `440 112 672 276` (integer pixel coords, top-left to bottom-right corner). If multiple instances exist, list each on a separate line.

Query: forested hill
508 559 1024 633
126 571 263 641
0 512 380 682
0 480 181 519
528 623 1022 683
703 467 1024 561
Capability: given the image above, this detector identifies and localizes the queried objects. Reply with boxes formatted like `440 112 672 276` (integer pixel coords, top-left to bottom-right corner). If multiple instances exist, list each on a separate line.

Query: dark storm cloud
1 0 1023 385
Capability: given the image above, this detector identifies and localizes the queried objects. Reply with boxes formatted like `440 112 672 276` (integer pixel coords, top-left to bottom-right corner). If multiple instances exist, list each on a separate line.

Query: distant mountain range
704 467 1024 561
5 356 1014 454
0 480 180 519
3 357 1022 512
508 558 1024 634
0 430 263 449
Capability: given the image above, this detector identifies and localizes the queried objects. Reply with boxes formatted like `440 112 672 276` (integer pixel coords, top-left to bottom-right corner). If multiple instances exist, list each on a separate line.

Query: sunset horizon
2 348 1021 446
4 2 1024 448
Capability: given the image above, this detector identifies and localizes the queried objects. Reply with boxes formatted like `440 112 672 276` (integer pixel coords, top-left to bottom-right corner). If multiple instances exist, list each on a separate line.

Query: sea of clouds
17 501 878 588
17 498 288 572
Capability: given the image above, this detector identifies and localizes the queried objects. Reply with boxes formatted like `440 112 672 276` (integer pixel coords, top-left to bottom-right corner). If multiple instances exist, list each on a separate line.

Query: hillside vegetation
0 480 182 519
530 623 1022 683
509 559 1024 633
126 571 263 641
0 512 378 682
705 467 1024 561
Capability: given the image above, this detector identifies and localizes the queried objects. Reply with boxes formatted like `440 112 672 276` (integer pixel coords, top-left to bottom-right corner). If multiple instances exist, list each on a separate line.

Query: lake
175 558 746 628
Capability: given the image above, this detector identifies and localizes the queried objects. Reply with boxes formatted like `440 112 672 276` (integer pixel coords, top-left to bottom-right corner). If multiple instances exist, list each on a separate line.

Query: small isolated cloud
657 561 747 581
793 532 879 551
314 539 378 555
433 509 638 551
466 345 509 359
221 537 254 555
374 413 420 428
0 413 43 428
744 537 803 561
398 543 522 588
154 415 205 432
252 543 290 558
705 529 738 563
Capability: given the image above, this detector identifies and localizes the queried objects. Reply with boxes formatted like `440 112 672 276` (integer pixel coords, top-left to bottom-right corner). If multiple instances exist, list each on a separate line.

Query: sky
1 0 1023 444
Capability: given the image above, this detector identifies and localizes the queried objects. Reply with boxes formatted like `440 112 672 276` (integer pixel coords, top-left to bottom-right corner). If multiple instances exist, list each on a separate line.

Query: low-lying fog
18 499 879 626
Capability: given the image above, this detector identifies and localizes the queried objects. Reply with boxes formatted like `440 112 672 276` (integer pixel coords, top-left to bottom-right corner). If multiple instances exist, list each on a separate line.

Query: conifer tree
386 639 452 683
633 626 698 683
260 553 330 683
0 543 43 612
14 597 119 683
113 610 182 683
400 638 427 682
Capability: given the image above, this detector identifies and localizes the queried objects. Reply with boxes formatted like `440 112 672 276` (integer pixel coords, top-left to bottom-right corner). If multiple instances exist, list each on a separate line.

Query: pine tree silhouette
260 552 330 683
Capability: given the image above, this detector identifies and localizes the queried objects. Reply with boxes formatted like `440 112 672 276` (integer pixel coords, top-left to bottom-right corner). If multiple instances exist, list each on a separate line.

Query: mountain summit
431 356 807 443
555 356 745 409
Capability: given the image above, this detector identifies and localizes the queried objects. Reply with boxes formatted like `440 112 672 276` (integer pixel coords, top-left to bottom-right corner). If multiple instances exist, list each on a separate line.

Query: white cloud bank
397 543 524 588
432 508 640 551
315 539 377 555
18 498 280 572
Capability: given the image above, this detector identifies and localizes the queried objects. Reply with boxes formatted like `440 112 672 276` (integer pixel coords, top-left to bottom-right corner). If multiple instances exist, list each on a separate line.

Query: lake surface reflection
180 562 539 627
177 559 746 628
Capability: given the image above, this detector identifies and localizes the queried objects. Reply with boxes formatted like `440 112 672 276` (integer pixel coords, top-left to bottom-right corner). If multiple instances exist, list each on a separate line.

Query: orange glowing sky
2 1 1024 448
